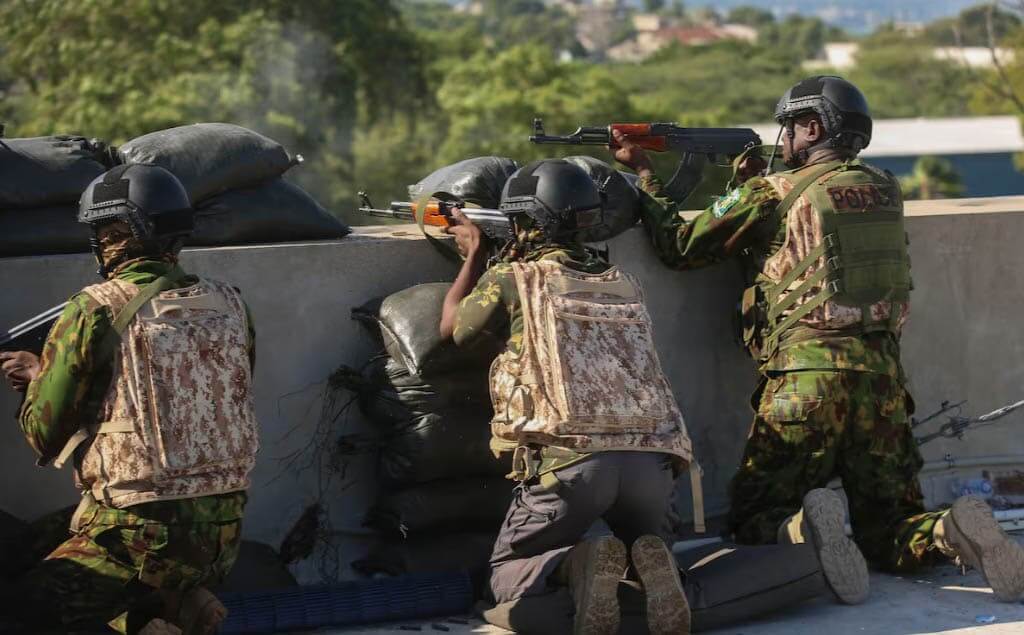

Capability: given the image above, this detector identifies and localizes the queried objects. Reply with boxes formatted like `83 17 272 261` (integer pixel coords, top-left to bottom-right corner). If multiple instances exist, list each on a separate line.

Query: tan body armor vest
743 160 912 359
57 277 259 508
489 260 693 462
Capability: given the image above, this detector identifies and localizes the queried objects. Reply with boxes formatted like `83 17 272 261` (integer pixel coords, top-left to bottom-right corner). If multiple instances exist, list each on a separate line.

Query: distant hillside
634 0 985 33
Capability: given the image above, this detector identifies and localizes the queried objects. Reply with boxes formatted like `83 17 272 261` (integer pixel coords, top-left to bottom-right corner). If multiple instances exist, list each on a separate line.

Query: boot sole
950 497 1024 602
803 489 870 605
631 535 691 635
575 537 626 635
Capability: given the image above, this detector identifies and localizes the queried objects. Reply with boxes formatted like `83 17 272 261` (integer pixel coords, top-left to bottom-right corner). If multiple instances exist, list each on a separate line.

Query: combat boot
138 618 183 635
554 536 627 635
631 535 690 635
933 496 1024 602
777 488 869 605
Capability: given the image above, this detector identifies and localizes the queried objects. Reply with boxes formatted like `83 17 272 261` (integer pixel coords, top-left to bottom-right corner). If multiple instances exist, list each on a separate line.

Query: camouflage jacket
452 245 611 354
19 258 253 523
638 166 902 376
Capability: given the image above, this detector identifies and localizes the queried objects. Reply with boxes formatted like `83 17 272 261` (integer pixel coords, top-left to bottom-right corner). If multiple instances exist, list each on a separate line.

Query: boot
138 618 183 635
631 535 690 635
178 587 228 635
554 536 626 635
777 488 869 605
933 496 1024 602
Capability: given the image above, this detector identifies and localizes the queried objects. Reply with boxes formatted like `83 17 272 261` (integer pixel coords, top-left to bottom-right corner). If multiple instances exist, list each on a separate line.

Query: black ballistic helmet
499 159 603 240
79 164 194 274
774 75 872 152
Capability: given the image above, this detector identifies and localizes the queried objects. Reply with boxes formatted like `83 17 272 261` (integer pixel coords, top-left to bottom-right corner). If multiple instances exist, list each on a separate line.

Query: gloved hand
0 351 41 392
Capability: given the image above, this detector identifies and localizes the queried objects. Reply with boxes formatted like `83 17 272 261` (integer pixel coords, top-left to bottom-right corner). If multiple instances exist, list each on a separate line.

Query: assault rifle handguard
529 118 762 202
357 192 512 242
0 302 68 355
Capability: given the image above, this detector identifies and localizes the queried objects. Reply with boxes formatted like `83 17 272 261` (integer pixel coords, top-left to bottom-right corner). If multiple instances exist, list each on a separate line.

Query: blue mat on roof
217 570 474 633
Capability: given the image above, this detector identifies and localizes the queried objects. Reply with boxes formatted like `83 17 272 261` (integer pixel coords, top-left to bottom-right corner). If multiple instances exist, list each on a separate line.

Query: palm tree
899 156 965 200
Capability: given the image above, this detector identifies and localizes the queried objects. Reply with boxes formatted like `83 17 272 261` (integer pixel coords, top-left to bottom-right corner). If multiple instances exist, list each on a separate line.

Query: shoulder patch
712 188 742 218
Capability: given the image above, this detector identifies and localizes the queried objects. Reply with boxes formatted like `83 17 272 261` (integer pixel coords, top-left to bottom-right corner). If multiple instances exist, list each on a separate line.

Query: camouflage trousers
14 502 242 634
728 370 947 573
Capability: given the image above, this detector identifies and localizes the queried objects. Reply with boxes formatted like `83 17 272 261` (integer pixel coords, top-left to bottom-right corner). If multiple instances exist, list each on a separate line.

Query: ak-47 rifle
529 118 762 202
0 302 68 355
357 192 512 242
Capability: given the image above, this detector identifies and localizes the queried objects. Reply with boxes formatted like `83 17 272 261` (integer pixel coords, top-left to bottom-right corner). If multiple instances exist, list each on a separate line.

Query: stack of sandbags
0 123 349 258
0 135 113 256
406 154 639 245
348 283 511 579
118 123 349 246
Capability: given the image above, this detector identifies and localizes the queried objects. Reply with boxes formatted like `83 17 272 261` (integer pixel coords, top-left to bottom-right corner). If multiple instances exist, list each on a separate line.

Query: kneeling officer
440 159 696 634
0 165 260 634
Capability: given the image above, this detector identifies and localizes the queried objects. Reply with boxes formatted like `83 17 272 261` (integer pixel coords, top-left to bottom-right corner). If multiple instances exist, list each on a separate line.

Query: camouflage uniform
14 258 253 633
638 164 945 573
455 245 684 603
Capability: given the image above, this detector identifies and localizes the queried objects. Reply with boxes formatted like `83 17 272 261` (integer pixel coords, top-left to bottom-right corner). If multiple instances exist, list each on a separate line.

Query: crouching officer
0 165 260 634
440 159 698 635
615 75 1024 603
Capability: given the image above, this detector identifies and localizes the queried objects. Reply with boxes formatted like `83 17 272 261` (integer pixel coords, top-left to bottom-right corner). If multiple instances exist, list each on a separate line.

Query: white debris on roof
748 115 1024 158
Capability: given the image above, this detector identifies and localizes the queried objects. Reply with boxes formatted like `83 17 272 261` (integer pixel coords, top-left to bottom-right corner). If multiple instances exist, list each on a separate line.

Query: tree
899 156 964 200
924 4 1021 47
0 0 428 215
726 6 775 28
849 31 973 118
643 0 665 12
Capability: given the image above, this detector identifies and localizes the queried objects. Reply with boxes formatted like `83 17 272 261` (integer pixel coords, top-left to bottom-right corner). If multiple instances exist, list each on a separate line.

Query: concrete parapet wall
1 197 1023 582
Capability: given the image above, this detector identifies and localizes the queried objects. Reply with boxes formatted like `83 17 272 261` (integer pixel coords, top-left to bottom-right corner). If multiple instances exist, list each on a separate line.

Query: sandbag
192 177 349 246
0 136 111 209
564 155 639 243
354 283 502 377
118 123 293 203
359 357 491 427
213 541 298 593
480 541 826 634
364 477 514 537
0 206 90 257
408 156 519 207
352 531 497 579
379 410 510 487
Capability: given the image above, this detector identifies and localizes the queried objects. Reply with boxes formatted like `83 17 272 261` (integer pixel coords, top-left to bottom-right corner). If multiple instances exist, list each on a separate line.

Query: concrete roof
748 116 1024 158
327 537 1024 634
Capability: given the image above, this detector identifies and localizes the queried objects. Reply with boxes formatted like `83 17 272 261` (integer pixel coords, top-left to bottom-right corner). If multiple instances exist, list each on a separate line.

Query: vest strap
690 460 706 534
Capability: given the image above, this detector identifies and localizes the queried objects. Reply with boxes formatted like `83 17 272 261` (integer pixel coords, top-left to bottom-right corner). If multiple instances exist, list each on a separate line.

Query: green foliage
727 6 776 28
848 30 974 118
923 4 1021 47
758 15 845 59
899 156 964 199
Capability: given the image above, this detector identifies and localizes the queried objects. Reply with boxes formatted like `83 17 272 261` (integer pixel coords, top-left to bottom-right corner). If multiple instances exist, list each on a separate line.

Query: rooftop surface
325 536 1024 635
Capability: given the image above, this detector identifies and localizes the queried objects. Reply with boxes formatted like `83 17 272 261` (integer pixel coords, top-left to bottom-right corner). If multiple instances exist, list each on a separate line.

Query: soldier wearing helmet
615 75 1024 603
0 165 260 634
440 158 695 634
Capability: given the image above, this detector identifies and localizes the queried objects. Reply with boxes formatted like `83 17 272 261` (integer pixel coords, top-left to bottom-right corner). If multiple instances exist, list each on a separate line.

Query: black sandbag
379 409 510 487
352 531 497 579
365 477 514 537
118 123 293 203
191 177 350 246
0 136 110 209
564 155 639 243
360 356 491 427
354 283 502 377
213 541 298 593
408 156 519 207
0 206 90 257
0 510 27 580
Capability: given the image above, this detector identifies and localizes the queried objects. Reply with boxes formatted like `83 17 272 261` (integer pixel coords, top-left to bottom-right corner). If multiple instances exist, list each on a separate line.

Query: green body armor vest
748 160 912 361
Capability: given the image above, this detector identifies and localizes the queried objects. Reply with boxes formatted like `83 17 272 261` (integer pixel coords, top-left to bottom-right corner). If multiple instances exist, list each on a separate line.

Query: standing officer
0 164 260 634
614 75 1024 603
440 158 696 634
